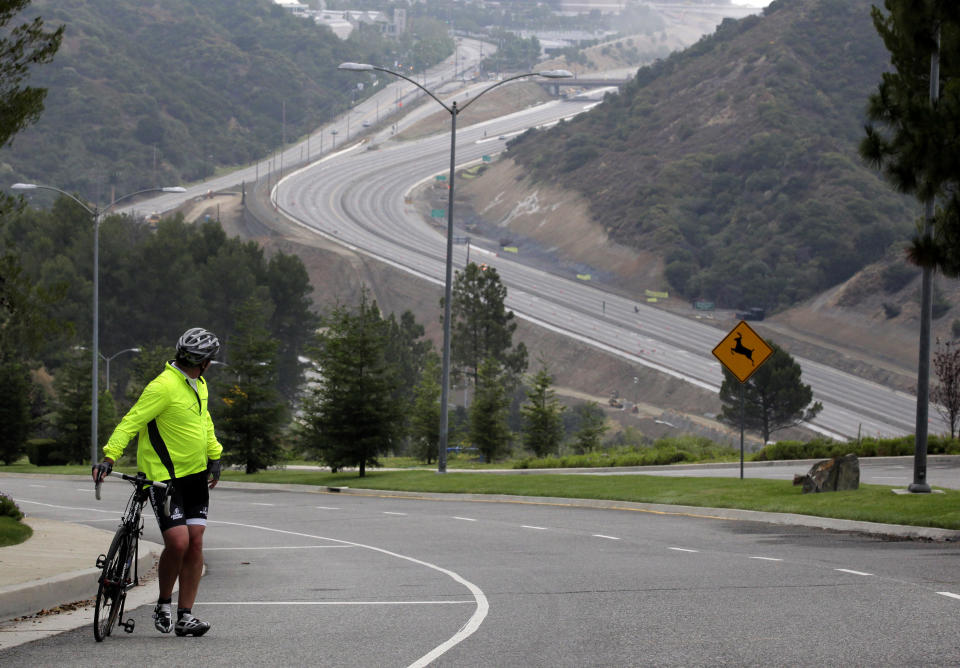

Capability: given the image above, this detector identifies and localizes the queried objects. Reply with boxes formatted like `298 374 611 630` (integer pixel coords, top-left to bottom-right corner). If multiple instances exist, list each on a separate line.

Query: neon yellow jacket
103 361 222 481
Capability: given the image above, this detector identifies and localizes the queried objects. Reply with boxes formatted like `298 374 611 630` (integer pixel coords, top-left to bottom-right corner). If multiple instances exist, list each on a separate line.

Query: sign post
712 321 774 478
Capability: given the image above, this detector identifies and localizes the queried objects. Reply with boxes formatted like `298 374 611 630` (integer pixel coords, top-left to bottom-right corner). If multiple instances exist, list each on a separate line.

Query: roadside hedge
0 492 24 521
751 435 960 461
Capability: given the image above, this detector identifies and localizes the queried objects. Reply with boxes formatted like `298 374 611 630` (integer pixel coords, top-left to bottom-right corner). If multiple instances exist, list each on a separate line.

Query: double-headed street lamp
338 62 571 472
11 183 185 466
101 347 141 393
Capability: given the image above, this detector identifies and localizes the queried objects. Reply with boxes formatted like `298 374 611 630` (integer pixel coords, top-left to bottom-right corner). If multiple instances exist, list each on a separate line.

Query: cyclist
92 327 224 637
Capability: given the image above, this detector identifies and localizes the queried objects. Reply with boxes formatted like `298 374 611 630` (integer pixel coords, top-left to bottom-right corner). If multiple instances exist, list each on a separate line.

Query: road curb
320 486 960 542
0 522 163 622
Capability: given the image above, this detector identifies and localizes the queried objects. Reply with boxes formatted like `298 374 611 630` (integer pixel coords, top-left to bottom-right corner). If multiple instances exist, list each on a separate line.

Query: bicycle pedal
95 554 106 569
123 619 135 633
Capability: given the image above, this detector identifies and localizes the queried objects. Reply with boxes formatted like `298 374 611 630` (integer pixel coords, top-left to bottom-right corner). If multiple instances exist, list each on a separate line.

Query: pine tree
449 262 528 390
571 402 607 454
718 343 822 443
0 0 63 149
0 362 32 464
215 295 287 474
469 357 512 463
0 1 63 455
299 289 402 477
520 362 565 458
267 251 318 403
50 351 114 463
409 352 441 464
861 0 960 273
384 309 432 447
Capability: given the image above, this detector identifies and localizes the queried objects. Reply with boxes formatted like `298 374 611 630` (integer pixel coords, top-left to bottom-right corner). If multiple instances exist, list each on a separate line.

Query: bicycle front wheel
93 531 129 641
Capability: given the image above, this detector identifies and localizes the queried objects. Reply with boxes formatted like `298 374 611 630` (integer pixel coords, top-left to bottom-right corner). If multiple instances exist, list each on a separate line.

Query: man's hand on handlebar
92 458 114 483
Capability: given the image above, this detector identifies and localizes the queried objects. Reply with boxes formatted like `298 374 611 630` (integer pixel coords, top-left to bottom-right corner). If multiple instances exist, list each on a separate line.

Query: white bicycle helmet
176 327 220 365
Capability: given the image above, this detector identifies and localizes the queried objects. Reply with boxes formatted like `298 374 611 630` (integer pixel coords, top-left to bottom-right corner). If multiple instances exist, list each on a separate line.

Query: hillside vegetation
505 0 916 311
0 0 451 197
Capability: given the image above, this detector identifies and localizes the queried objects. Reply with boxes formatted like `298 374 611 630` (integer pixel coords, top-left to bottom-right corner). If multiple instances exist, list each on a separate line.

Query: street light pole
338 63 571 472
11 183 185 466
100 347 141 393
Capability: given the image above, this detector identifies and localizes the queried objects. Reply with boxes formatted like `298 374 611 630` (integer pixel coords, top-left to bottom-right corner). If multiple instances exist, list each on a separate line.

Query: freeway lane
111 39 493 220
273 99 943 442
3 476 960 666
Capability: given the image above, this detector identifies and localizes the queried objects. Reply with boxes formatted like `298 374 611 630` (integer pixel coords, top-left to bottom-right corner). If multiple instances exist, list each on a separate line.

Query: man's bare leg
176 524 206 610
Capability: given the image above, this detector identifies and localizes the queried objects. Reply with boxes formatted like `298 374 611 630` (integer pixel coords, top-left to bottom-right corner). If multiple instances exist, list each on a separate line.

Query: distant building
316 11 355 39
273 0 310 15
556 0 626 15
388 8 407 38
272 0 406 40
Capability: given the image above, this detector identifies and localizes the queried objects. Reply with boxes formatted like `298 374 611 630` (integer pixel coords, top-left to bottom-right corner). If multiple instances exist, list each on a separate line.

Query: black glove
92 459 113 483
207 458 222 482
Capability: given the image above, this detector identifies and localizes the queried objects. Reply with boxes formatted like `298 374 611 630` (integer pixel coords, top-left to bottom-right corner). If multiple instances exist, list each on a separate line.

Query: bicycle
92 471 169 642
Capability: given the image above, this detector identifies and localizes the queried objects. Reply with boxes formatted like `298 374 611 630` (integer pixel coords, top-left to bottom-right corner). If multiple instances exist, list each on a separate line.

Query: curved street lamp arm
12 184 184 217
12 183 94 215
104 186 185 214
369 66 453 115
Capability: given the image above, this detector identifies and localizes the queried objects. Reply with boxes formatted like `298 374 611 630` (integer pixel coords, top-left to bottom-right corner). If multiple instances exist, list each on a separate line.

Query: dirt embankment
169 34 960 447
173 183 764 447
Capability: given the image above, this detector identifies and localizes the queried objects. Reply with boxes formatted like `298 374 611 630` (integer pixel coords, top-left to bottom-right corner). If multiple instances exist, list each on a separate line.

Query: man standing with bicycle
92 327 223 638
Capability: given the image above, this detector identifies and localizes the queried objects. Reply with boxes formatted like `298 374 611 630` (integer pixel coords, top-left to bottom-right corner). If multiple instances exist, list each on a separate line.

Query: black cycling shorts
147 470 209 533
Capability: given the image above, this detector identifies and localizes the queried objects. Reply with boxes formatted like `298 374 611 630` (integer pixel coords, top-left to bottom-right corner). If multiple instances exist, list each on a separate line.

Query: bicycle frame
93 471 167 641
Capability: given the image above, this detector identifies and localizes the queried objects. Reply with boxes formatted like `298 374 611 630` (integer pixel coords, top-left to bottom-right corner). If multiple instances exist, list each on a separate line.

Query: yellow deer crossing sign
712 320 773 383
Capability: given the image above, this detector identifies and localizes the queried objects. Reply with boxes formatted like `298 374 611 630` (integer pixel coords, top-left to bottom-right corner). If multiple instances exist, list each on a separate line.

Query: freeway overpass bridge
537 76 631 96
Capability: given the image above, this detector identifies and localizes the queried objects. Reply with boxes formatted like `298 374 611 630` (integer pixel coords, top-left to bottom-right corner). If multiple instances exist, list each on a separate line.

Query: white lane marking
252 503 275 506
522 525 548 530
835 568 873 576
205 545 351 551
316 506 341 510
16 499 117 514
384 511 407 516
937 591 960 600
212 519 488 668
668 547 698 553
29 484 47 488
749 556 783 562
203 600 474 606
452 516 477 522
592 534 620 540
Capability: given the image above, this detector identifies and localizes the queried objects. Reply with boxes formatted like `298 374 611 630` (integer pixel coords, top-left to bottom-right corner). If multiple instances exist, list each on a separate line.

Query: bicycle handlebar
94 471 168 501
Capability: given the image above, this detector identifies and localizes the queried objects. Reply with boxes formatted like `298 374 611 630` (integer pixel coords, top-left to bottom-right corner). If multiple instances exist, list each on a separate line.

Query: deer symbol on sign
731 333 754 366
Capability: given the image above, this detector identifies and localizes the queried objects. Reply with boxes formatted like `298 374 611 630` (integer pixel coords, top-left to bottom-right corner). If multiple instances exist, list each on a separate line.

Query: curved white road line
212 520 489 667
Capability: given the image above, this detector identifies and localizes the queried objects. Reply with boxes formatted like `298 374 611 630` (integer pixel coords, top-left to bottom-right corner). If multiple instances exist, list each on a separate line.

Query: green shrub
26 439 73 466
0 492 23 521
515 437 736 469
752 435 960 461
518 434 960 470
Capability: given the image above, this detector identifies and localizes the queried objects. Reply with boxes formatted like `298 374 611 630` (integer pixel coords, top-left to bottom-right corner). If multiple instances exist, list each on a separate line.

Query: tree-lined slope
0 0 448 196
507 0 915 310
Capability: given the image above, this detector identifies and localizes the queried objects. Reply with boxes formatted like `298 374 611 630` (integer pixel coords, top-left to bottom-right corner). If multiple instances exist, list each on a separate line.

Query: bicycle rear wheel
94 531 129 641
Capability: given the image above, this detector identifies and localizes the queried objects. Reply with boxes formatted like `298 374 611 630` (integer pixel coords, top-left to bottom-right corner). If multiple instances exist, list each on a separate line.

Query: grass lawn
0 516 32 547
215 469 960 530
3 463 958 531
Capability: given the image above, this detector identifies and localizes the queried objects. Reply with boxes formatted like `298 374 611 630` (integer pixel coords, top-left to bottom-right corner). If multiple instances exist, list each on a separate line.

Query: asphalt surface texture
1 460 958 664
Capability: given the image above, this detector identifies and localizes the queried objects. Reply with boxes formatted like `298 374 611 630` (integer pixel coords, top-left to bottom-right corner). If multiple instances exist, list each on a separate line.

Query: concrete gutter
215 480 960 542
0 517 162 621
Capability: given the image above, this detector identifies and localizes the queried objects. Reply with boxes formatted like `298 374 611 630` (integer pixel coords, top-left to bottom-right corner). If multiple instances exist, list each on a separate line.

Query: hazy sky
731 0 772 6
